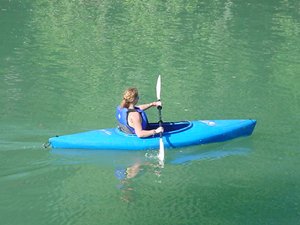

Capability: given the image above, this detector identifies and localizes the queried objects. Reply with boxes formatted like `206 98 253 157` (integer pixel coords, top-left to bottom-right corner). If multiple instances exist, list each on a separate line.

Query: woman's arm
128 112 163 138
138 101 161 111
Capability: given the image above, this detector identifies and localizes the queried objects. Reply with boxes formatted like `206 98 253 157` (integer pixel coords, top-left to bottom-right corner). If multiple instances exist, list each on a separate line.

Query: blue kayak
48 119 256 150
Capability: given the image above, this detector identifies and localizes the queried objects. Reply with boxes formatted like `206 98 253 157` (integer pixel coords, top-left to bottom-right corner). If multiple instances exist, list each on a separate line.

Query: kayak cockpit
148 121 192 133
115 121 193 137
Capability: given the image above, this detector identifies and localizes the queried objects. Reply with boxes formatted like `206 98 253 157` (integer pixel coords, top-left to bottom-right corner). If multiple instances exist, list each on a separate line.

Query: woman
116 87 163 137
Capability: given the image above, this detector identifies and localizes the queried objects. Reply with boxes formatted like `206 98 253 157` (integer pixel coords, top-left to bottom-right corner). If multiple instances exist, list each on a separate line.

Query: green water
1 0 299 224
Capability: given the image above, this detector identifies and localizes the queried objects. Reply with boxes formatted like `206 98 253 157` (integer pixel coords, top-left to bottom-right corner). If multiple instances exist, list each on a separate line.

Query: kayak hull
49 119 256 150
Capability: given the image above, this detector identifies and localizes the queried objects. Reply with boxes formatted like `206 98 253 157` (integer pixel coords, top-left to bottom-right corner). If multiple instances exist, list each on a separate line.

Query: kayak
48 119 256 150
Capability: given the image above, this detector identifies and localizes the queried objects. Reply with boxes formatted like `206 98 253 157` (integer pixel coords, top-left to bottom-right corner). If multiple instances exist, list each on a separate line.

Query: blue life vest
116 106 149 134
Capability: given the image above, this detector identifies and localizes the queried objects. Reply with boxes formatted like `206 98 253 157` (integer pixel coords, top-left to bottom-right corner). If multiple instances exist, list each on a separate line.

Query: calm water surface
0 0 299 225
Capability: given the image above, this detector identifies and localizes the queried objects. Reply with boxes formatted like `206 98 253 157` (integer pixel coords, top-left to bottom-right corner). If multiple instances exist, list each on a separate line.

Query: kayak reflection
170 148 250 165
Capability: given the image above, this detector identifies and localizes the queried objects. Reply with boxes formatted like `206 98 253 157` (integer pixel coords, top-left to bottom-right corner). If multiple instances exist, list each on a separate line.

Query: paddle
156 75 164 162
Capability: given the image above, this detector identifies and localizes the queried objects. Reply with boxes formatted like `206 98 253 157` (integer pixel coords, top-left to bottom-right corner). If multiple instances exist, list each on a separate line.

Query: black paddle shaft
157 105 163 138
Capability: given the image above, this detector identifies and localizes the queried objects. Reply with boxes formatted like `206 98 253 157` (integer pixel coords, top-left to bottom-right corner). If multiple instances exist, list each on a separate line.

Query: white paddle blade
156 75 161 101
158 138 165 161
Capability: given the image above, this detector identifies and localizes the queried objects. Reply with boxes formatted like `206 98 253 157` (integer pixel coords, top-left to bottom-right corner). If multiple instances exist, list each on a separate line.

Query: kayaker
116 87 164 137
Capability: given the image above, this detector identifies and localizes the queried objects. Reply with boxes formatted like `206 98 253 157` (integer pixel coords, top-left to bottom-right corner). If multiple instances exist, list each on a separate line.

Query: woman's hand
155 126 164 134
152 101 162 107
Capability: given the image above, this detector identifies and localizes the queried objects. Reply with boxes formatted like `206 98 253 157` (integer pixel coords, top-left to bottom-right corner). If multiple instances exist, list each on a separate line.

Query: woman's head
121 87 139 108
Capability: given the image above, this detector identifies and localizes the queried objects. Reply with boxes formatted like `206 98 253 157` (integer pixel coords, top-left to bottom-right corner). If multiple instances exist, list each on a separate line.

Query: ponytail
120 99 130 108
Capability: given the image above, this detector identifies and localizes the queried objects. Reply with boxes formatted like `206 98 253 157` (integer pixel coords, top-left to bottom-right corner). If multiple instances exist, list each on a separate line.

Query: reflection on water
114 160 163 203
171 148 250 164
50 148 148 166
50 139 252 204
51 148 165 203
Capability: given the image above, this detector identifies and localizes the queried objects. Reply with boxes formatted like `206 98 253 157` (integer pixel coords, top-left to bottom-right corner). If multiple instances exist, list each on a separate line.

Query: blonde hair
120 87 138 108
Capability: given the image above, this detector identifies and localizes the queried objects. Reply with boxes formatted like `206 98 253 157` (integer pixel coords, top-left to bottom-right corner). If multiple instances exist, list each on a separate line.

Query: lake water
0 0 299 225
